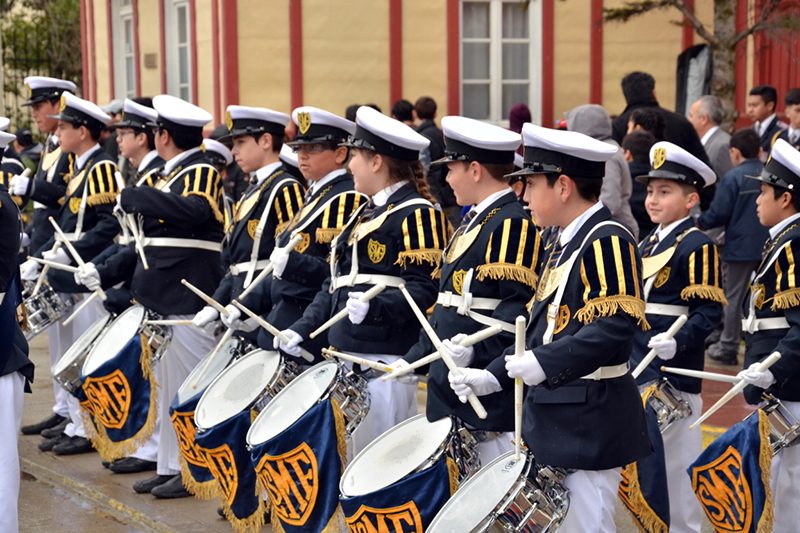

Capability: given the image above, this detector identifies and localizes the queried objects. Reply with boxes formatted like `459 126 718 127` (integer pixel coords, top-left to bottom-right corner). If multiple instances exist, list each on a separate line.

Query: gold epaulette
395 206 447 268
475 217 540 289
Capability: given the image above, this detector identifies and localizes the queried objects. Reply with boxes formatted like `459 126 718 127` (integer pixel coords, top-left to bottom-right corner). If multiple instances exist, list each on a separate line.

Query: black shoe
109 457 157 474
217 507 225 519
52 436 94 455
102 460 111 469
704 330 722 348
22 414 66 435
39 433 68 452
41 418 69 439
151 474 191 499
708 351 738 365
133 474 175 494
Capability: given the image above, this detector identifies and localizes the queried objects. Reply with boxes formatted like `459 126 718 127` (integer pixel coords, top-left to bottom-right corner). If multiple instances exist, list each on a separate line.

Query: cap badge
652 147 667 169
225 110 233 131
297 111 311 135
59 93 68 113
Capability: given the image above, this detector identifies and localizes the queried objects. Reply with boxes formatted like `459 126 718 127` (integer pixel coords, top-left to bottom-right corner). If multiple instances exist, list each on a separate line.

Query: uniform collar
252 160 283 186
74 143 101 171
163 146 202 174
467 188 514 230
559 201 604 247
309 168 347 195
769 212 800 240
757 114 777 136
372 179 409 207
656 215 692 242
137 150 160 172
700 126 719 146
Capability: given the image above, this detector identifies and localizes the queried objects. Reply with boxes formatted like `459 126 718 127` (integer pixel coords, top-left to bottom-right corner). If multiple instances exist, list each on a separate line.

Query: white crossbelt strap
229 260 270 276
143 237 222 252
244 177 297 288
0 292 5 306
330 273 405 291
645 302 689 316
743 317 790 333
437 268 514 333
743 241 791 334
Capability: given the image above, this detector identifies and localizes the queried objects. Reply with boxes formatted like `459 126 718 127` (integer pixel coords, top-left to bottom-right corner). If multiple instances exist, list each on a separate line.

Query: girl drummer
275 105 448 452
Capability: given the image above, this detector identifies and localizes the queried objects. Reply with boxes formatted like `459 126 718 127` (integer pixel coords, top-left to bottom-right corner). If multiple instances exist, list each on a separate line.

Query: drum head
247 361 337 446
195 349 281 430
82 306 145 375
53 313 110 375
427 451 527 532
340 415 452 497
176 337 240 405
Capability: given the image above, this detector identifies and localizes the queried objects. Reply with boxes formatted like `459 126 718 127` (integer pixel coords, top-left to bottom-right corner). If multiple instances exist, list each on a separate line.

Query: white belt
645 303 689 317
581 362 630 381
143 237 222 253
330 273 404 291
743 316 790 334
229 260 270 276
0 292 5 306
436 291 500 311
34 201 47 210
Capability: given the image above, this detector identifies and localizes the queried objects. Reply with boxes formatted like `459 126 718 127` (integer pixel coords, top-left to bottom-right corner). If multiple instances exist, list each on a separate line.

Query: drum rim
339 414 453 497
175 337 241 404
82 305 146 376
194 348 281 430
53 313 111 374
246 360 339 446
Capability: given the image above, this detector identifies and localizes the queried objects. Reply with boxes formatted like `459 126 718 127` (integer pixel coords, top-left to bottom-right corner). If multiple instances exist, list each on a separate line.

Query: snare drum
53 313 111 394
22 283 75 339
246 361 369 449
340 415 479 498
427 451 569 533
194 349 297 431
747 395 800 455
175 337 248 406
647 378 692 433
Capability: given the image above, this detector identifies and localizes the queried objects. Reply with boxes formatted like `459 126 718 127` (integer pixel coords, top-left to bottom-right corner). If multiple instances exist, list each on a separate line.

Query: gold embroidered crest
225 109 233 131
752 283 766 309
294 232 310 253
652 147 667 169
171 410 208 468
452 269 467 295
247 219 259 240
367 238 386 264
255 442 319 526
553 304 571 335
654 267 671 288
204 444 239 506
69 196 82 214
690 445 753 532
297 111 312 135
81 370 131 429
345 501 424 533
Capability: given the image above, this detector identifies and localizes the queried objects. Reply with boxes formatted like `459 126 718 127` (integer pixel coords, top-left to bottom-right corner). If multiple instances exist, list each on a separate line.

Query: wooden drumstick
690 351 781 429
191 327 235 390
381 324 504 381
322 348 394 373
660 366 739 384
631 314 688 379
27 256 79 273
180 278 228 317
61 291 100 326
399 284 488 420
48 217 107 301
514 315 525 460
231 300 315 362
114 171 149 270
143 319 195 326
237 234 302 299
309 283 387 339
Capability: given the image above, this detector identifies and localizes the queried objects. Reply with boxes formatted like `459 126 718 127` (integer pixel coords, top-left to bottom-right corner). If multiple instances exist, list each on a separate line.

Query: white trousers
661 391 703 533
0 371 25 533
476 431 514 467
47 320 73 419
156 317 215 475
559 468 621 533
131 419 160 462
770 400 800 532
347 353 418 456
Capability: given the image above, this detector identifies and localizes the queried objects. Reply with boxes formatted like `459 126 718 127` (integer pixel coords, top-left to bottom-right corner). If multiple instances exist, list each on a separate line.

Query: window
112 0 136 98
165 0 192 101
461 0 541 124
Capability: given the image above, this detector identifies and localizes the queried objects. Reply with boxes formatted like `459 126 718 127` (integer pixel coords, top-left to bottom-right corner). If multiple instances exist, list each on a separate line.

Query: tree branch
668 0 717 45
603 0 672 23
730 0 784 46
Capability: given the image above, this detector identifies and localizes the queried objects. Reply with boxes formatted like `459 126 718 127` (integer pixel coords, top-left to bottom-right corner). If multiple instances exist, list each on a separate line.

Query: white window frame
164 0 192 102
460 0 542 126
112 0 136 98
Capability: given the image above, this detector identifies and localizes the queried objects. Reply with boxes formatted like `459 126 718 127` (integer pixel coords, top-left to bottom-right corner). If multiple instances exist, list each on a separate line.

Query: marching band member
740 138 800 530
276 106 448 452
399 116 541 464
0 117 25 206
234 106 364 359
14 77 77 438
475 124 652 532
631 141 724 533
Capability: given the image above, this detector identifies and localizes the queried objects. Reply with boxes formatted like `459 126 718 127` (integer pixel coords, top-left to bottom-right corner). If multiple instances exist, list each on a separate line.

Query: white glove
9 174 30 196
737 362 776 389
192 306 219 327
270 245 291 278
20 232 30 250
386 359 417 384
505 350 547 386
648 332 677 361
20 259 40 281
346 292 370 325
220 304 242 329
43 247 71 265
74 262 101 291
448 368 502 402
273 329 304 357
442 334 474 367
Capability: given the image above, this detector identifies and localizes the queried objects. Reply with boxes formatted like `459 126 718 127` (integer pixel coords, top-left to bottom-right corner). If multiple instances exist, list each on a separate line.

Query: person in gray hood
566 104 639 239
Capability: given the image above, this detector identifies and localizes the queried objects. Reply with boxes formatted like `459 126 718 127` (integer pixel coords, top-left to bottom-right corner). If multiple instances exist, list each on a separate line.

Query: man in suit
746 85 785 160
770 88 800 151
688 95 732 181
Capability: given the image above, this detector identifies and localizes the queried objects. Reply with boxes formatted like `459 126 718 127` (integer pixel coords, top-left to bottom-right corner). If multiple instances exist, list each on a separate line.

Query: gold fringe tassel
395 249 443 268
756 410 774 533
680 285 728 305
316 227 342 244
86 192 119 207
771 288 800 310
446 456 460 496
430 265 442 280
221 500 267 533
185 191 225 223
575 295 650 331
179 456 219 500
475 263 538 289
16 303 29 331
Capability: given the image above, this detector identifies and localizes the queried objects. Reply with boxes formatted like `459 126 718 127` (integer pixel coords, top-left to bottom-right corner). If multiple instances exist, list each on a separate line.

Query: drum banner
687 410 773 533
193 408 266 533
249 398 347 533
618 386 670 533
169 391 218 500
340 455 456 533
78 334 158 461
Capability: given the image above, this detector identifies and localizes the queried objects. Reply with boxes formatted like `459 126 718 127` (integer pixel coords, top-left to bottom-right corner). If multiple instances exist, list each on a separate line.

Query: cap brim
430 155 459 166
47 113 75 122
504 166 538 179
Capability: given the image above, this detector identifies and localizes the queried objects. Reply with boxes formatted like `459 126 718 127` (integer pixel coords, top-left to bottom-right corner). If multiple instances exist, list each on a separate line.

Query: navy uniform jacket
0 188 34 385
770 129 800 152
0 153 25 209
631 219 725 393
290 184 447 357
743 221 800 404
28 137 74 253
758 115 784 155
120 149 225 316
34 146 120 293
212 166 303 305
404 191 541 431
488 206 651 470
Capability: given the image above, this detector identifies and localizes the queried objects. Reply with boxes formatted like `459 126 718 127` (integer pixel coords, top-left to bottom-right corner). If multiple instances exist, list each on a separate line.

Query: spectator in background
770 88 800 151
746 84 785 159
566 103 639 238
628 108 665 141
414 96 457 223
622 130 657 237
688 95 732 180
391 99 415 126
345 104 360 122
698 129 768 365
508 102 531 134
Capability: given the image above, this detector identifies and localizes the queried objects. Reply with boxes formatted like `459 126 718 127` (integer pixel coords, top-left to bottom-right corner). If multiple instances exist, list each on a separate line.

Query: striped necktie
546 240 564 269
641 233 659 257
